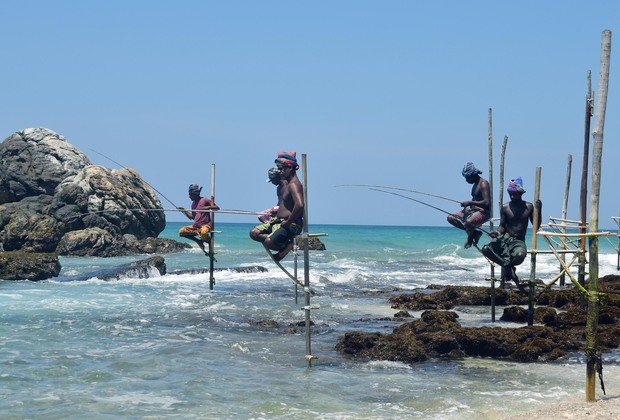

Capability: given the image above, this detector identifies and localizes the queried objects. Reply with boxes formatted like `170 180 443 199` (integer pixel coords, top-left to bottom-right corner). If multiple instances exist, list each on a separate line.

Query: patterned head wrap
507 177 525 194
275 151 299 170
266 167 281 182
188 184 202 194
462 162 482 178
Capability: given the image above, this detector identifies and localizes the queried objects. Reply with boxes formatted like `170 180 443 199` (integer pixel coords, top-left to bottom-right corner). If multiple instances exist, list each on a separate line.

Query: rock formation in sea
336 275 620 363
0 127 188 259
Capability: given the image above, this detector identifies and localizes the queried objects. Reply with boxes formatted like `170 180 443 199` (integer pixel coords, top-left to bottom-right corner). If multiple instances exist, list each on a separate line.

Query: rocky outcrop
296 236 326 250
337 275 620 363
0 128 188 257
0 251 61 280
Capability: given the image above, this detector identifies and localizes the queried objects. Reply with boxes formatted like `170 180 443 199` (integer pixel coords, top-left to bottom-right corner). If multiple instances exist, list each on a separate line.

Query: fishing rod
89 148 180 209
369 187 491 235
78 208 263 217
336 184 461 204
368 188 453 215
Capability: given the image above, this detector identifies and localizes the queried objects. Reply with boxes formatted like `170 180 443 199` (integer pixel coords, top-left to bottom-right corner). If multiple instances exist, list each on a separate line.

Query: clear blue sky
1 1 618 228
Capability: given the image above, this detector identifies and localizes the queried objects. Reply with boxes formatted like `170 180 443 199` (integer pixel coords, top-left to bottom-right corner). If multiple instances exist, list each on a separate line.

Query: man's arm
196 198 220 212
490 205 508 237
530 200 543 229
177 206 193 220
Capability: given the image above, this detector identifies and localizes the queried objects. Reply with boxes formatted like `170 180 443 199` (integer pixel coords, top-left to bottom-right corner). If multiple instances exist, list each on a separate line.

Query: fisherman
178 184 220 246
250 152 304 261
447 162 491 248
257 167 283 223
481 177 542 290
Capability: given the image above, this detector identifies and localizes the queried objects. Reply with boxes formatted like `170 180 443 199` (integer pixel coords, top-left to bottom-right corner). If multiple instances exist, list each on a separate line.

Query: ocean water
1 222 620 419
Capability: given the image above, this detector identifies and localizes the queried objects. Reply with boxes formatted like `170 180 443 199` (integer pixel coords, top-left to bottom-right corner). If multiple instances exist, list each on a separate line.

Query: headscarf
462 162 482 178
275 151 299 170
266 167 281 182
507 177 525 193
188 184 202 195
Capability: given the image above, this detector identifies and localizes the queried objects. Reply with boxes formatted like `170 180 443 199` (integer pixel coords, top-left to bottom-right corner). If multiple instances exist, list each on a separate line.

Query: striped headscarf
462 162 482 178
275 151 299 170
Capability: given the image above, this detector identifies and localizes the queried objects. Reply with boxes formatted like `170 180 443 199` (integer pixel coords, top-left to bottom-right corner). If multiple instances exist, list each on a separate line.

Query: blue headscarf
462 162 482 178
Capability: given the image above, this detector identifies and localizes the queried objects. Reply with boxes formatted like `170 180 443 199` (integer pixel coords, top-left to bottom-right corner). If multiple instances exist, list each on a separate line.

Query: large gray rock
0 127 186 257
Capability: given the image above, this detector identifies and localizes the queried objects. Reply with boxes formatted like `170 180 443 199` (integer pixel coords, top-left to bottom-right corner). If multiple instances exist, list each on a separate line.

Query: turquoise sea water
1 223 620 419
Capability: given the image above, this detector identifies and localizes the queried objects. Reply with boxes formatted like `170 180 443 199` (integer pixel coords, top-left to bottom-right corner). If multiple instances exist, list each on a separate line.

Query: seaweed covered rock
336 309 581 363
0 251 61 281
339 276 620 364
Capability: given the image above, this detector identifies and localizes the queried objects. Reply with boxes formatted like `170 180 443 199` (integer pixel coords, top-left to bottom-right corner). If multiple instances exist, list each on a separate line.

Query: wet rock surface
0 127 187 257
336 274 620 363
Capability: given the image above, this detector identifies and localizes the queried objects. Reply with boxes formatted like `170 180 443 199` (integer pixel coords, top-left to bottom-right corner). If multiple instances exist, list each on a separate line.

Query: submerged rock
0 251 61 281
63 256 167 281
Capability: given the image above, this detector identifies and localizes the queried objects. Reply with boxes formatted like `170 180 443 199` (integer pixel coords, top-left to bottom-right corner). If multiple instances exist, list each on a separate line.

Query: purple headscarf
507 177 525 193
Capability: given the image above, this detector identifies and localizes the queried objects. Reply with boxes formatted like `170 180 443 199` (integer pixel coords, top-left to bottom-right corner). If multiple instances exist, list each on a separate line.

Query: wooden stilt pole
579 70 594 288
586 28 611 403
499 135 508 289
527 167 541 326
487 108 496 322
209 164 216 290
301 154 317 367
560 155 572 286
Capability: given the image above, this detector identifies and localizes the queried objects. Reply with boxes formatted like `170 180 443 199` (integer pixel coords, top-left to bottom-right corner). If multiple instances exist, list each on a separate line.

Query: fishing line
368 188 453 215
336 184 460 203
89 148 180 208
78 208 262 217
368 188 491 236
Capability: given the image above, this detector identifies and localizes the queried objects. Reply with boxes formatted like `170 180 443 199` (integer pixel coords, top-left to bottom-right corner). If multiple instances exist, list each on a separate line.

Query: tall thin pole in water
498 135 508 288
487 109 496 321
301 154 317 367
527 167 541 326
579 70 593 287
209 164 216 290
560 155 572 286
586 29 611 403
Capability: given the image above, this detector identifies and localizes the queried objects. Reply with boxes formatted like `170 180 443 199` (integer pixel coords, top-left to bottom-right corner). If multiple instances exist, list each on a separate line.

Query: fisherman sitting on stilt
447 162 491 249
480 177 542 292
250 152 304 262
178 184 219 253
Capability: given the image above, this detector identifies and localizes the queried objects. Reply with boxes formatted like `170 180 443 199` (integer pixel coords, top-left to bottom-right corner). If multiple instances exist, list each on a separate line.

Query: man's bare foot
472 230 483 245
508 266 529 293
273 241 294 262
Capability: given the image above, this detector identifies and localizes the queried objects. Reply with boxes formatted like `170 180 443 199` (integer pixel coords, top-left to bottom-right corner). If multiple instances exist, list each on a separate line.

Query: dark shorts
254 218 303 250
485 233 527 267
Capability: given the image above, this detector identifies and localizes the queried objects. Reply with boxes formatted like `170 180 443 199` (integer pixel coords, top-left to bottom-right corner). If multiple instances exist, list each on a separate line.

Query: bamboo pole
579 70 594 287
487 108 496 321
585 29 611 403
209 164 216 290
560 155 572 286
499 135 508 288
301 154 316 367
527 167 541 326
